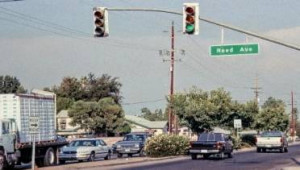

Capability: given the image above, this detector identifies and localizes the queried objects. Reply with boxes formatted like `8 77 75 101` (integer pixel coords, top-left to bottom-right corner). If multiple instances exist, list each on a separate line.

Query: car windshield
261 131 282 137
69 140 96 147
123 134 145 141
198 133 223 141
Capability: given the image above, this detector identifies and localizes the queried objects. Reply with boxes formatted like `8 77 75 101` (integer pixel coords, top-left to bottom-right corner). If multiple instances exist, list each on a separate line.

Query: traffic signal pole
107 8 300 51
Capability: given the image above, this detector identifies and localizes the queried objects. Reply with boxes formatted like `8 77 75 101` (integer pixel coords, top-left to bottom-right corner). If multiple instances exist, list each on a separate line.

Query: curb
68 156 186 169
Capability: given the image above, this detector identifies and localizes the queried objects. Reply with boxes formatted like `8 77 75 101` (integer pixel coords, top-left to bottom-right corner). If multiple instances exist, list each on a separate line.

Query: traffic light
183 3 199 35
93 7 109 37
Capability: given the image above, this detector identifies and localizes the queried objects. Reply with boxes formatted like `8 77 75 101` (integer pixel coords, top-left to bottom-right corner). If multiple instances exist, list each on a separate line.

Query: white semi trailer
0 91 68 169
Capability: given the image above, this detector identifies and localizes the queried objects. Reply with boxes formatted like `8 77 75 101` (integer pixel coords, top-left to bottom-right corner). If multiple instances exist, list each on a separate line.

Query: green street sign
210 43 259 57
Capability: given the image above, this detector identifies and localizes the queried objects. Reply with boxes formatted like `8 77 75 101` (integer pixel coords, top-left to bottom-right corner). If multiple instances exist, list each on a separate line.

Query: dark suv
114 132 149 157
189 132 233 159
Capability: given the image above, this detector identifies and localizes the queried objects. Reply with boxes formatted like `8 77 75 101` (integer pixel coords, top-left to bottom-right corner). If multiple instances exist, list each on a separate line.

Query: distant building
176 126 198 140
125 115 168 136
56 110 88 138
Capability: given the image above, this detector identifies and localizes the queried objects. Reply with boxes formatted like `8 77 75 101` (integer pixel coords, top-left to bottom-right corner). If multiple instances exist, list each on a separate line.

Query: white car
59 138 111 164
256 131 288 153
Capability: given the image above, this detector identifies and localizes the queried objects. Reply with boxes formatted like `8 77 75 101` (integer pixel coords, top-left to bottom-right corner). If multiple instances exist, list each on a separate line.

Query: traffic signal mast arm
106 8 300 51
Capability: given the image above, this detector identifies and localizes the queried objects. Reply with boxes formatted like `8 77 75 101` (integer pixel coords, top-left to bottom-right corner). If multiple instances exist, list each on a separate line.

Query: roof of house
125 115 167 129
57 110 69 118
213 127 231 135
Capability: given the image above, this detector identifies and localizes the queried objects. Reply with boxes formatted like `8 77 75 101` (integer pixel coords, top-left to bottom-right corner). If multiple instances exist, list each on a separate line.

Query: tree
172 87 218 133
0 75 26 93
254 97 289 131
68 97 126 136
56 97 74 113
140 107 166 121
80 73 122 104
172 87 258 133
55 77 83 100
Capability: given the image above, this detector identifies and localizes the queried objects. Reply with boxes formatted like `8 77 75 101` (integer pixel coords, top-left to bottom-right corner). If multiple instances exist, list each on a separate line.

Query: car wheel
284 147 288 153
104 151 111 160
262 148 266 153
139 149 146 157
191 154 197 160
128 153 133 157
280 147 284 153
88 152 95 162
203 154 209 159
0 152 6 170
227 152 233 158
219 152 225 159
256 148 261 153
117 153 123 158
59 160 65 164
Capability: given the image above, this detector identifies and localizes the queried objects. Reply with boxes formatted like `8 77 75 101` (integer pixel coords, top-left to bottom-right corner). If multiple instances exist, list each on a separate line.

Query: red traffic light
94 11 104 19
185 7 195 15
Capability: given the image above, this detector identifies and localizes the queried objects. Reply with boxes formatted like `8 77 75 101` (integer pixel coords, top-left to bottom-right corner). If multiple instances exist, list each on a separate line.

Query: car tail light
216 142 223 150
280 137 283 143
190 141 193 147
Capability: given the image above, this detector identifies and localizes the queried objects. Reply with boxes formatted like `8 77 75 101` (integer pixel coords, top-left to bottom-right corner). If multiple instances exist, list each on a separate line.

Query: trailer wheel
0 151 5 170
44 147 55 166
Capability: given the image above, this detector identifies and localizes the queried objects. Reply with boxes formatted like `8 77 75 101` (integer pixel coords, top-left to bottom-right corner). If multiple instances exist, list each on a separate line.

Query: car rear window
69 140 96 147
198 133 223 141
124 134 145 141
261 131 282 137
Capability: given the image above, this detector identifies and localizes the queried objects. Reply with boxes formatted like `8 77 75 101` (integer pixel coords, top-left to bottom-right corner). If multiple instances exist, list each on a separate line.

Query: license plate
201 150 208 153
125 149 130 152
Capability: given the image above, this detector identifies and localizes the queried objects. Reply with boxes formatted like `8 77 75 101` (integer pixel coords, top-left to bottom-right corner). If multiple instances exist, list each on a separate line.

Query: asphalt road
105 145 300 170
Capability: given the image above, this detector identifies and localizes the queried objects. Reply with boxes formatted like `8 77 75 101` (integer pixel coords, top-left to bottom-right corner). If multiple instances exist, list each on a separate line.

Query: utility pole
168 21 175 134
251 74 262 104
291 91 295 142
160 22 183 134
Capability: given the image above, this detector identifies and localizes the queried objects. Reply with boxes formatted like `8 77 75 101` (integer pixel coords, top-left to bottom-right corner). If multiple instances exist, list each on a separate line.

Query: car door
99 139 109 157
223 135 232 153
94 140 104 158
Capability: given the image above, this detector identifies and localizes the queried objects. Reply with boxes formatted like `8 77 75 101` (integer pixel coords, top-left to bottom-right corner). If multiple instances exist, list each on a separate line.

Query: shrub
144 134 190 157
240 142 252 149
241 134 256 146
231 135 241 149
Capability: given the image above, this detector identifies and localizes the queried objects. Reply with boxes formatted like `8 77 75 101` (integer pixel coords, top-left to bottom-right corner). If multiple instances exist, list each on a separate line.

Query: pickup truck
189 132 233 160
256 131 288 153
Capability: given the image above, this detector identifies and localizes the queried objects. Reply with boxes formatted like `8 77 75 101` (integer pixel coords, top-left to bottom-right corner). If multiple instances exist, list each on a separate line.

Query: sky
0 0 300 115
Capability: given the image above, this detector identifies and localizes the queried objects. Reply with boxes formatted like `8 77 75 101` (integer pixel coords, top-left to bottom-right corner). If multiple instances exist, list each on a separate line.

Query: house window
60 119 67 130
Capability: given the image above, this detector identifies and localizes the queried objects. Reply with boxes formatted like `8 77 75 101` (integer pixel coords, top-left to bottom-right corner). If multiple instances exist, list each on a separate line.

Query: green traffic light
186 24 195 33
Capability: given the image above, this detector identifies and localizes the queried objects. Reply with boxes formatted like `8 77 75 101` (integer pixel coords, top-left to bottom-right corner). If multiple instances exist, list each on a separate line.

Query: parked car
114 132 150 157
256 131 288 153
189 132 233 160
59 138 111 164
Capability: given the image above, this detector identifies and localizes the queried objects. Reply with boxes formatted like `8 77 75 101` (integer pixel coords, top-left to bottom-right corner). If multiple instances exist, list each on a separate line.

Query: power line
122 98 165 105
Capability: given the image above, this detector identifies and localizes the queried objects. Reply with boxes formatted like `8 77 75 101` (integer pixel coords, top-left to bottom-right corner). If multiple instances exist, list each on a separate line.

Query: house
56 110 88 138
125 115 168 136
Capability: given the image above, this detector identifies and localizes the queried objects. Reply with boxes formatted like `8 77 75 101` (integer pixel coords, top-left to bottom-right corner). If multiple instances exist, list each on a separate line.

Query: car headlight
117 144 121 148
134 143 140 148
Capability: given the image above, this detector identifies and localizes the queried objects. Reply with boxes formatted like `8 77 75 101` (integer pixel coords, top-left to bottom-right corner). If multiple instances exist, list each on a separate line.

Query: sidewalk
39 156 187 170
